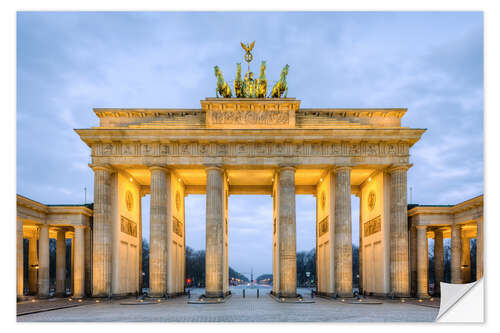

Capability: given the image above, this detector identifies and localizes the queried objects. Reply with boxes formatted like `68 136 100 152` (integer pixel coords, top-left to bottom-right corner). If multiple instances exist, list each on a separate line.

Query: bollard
188 289 191 299
257 289 259 298
243 289 245 298
311 289 314 299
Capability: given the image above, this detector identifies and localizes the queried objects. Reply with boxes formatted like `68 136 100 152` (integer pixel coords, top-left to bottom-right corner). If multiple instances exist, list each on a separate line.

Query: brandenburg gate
16 43 483 301
73 94 424 299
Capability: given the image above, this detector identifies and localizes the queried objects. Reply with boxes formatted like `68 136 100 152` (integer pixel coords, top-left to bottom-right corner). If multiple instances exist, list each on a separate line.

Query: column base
270 292 312 303
54 292 67 298
204 290 231 298
148 292 167 298
416 293 431 300
337 291 354 298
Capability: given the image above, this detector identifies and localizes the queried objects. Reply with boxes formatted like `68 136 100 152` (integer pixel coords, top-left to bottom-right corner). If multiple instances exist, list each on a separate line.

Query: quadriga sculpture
270 64 289 98
256 61 267 98
214 65 232 98
234 63 244 98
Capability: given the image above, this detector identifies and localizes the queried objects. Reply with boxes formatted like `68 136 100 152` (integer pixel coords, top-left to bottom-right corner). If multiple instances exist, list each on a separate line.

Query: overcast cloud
17 12 483 278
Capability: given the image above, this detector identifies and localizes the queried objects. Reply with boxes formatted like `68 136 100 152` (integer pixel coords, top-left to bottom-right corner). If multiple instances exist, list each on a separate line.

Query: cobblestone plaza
18 288 438 322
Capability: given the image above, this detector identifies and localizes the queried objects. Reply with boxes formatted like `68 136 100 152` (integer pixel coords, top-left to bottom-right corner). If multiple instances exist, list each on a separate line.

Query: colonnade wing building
16 97 484 300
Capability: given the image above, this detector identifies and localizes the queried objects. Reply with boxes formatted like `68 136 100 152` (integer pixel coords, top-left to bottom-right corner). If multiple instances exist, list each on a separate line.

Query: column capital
388 164 413 173
334 165 352 173
278 165 296 172
416 225 427 230
204 164 224 172
89 163 113 172
74 225 87 230
149 165 169 173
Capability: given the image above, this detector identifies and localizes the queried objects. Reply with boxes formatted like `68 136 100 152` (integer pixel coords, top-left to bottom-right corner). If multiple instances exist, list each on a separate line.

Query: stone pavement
17 288 439 322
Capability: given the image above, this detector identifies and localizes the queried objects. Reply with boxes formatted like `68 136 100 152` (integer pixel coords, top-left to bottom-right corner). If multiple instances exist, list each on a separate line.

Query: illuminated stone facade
16 97 483 300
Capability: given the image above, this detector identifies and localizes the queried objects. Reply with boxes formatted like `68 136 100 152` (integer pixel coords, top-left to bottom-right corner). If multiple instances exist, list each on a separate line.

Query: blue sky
17 12 483 278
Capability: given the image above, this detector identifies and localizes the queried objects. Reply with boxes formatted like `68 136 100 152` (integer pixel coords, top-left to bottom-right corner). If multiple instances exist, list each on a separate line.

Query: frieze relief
173 216 183 237
209 109 289 126
364 216 381 237
93 141 409 158
120 216 137 237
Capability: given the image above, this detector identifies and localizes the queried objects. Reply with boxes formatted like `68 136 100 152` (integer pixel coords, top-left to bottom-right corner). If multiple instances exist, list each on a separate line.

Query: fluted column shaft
205 166 225 297
73 226 85 298
389 166 410 297
451 224 462 284
28 234 38 294
434 230 444 295
17 218 24 299
334 166 352 297
476 218 483 279
56 230 66 297
461 234 471 283
358 194 363 294
38 225 50 298
149 166 169 297
277 166 297 298
416 226 429 298
410 225 417 296
92 166 112 297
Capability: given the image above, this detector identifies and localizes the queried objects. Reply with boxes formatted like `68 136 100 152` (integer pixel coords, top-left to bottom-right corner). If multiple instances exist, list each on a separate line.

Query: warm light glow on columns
56 229 66 297
277 166 297 298
358 191 363 295
28 233 39 294
334 166 352 297
416 225 429 299
451 224 462 284
433 229 444 295
461 232 471 283
149 166 170 297
38 224 50 298
205 166 225 298
409 225 417 296
16 218 23 299
389 165 410 297
91 164 113 297
476 217 483 279
73 226 86 298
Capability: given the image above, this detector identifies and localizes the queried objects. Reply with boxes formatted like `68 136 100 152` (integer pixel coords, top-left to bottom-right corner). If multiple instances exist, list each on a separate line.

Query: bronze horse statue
234 63 244 98
270 64 289 98
256 61 267 98
214 65 232 98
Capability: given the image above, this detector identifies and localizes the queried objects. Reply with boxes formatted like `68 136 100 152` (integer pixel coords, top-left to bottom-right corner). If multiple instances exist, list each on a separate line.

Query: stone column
461 233 471 283
416 226 429 299
277 166 297 298
451 224 462 284
434 229 444 295
334 166 352 297
73 226 86 298
38 225 50 298
358 193 363 294
55 230 66 297
205 166 225 298
28 233 39 294
149 166 169 297
389 165 410 297
91 165 113 297
71 235 74 294
476 218 483 279
84 227 92 296
17 218 24 299
409 224 417 296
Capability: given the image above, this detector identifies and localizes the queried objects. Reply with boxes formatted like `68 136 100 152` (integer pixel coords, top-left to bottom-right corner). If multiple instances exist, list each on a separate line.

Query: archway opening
296 194 316 295
228 195 272 295
184 194 206 292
